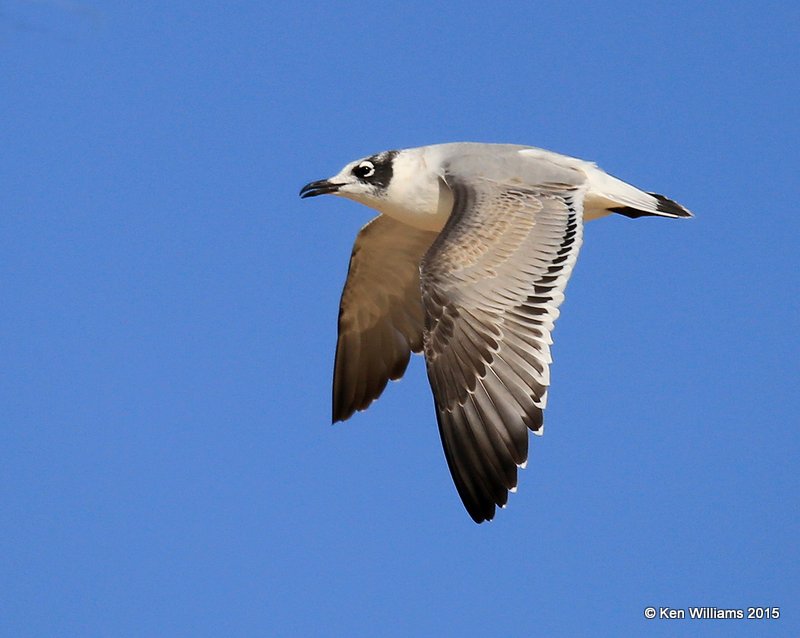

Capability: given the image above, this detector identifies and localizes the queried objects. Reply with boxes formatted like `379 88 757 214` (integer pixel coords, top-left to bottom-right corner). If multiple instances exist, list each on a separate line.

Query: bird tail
608 192 694 219
584 168 693 220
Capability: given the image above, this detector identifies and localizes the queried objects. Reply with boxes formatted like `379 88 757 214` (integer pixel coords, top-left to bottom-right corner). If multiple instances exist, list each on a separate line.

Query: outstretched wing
421 169 586 522
333 215 438 422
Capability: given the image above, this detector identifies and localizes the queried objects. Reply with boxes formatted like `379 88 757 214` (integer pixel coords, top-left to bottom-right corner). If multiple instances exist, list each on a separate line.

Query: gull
300 142 692 523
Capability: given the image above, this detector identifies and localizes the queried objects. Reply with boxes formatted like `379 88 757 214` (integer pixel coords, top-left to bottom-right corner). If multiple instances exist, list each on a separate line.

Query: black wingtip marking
332 405 354 424
429 402 497 524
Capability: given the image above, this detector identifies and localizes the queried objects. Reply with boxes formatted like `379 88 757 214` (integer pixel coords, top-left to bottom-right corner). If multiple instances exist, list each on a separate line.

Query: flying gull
300 142 692 523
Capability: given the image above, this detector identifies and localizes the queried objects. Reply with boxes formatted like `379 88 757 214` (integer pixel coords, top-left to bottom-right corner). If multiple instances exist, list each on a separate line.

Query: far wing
421 172 585 522
333 215 438 422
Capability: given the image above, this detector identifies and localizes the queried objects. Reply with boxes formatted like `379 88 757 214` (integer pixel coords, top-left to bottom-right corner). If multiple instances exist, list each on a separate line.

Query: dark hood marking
362 150 398 190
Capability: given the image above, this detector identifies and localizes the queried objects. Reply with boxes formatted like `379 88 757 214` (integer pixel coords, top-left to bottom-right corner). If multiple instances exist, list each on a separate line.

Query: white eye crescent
353 161 375 179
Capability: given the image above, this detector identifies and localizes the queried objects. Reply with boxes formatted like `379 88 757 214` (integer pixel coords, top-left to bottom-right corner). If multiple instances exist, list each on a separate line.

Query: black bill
299 179 342 198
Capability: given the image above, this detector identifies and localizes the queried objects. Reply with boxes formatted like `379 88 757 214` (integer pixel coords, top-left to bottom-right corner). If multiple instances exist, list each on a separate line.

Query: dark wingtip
463 499 495 524
332 402 356 424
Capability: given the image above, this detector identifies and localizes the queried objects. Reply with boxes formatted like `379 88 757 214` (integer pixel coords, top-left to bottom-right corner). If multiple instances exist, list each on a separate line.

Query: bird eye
353 161 375 179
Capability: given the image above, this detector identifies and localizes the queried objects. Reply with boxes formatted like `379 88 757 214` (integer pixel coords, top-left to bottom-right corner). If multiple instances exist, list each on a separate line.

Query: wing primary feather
420 170 586 520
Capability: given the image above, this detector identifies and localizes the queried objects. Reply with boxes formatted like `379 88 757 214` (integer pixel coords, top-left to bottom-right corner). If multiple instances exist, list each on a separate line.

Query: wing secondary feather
333 215 438 422
421 173 586 522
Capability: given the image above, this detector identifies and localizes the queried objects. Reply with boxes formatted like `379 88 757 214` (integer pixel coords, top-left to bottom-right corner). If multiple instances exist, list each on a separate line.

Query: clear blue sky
2 1 798 636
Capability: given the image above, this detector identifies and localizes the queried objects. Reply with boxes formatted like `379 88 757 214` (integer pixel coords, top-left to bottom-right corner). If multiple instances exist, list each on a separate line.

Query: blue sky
2 1 798 636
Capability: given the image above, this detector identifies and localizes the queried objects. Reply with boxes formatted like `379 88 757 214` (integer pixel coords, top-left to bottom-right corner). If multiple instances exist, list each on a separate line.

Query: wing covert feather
421 174 585 522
